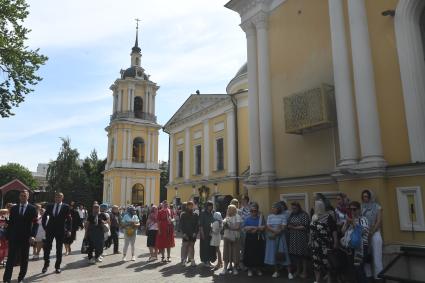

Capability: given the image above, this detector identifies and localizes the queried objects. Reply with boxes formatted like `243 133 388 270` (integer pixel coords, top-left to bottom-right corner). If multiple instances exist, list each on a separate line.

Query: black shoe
42 264 49 273
55 268 61 274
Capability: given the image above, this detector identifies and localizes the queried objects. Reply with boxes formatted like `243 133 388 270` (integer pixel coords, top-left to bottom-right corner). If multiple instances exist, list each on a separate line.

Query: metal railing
110 111 157 123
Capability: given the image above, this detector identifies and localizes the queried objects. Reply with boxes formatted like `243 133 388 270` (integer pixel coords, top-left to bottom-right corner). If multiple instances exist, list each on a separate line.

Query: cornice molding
164 95 232 133
225 0 286 24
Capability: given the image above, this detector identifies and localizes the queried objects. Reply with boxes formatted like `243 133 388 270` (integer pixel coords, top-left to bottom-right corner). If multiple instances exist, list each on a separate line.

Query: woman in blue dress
264 202 292 279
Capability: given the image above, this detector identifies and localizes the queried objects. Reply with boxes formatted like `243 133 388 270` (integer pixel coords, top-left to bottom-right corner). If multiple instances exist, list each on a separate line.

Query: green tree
46 137 81 197
159 161 168 202
0 162 38 188
0 0 48 117
82 150 106 204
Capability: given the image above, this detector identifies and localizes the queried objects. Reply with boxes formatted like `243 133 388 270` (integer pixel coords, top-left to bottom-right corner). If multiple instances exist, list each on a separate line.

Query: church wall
362 0 410 165
237 106 250 175
269 0 336 178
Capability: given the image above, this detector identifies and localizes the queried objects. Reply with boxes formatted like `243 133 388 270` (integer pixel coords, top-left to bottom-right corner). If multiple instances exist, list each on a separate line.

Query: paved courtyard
4 230 312 283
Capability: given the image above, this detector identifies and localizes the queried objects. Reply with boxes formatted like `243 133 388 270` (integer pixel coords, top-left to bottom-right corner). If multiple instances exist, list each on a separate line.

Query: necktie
20 205 24 215
55 204 60 217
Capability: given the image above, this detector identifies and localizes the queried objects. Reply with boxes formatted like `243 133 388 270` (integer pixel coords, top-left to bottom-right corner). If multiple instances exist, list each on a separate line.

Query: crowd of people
0 189 383 283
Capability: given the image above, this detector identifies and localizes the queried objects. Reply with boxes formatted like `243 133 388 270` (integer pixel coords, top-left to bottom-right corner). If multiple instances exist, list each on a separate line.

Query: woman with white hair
310 200 338 283
220 204 242 275
122 206 140 261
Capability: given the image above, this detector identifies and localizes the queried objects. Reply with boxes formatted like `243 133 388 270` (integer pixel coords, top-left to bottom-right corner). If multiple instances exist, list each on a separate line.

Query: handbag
275 235 286 262
81 238 89 254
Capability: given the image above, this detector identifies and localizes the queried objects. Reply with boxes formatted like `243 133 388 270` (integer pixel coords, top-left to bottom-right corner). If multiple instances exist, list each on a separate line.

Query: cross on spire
132 18 142 54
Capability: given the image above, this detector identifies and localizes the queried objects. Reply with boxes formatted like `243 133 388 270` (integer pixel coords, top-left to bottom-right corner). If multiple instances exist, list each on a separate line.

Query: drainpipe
230 96 240 196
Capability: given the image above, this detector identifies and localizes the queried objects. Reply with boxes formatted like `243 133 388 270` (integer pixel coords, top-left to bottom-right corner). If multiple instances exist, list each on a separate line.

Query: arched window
134 96 143 118
132 137 145 163
132 183 144 205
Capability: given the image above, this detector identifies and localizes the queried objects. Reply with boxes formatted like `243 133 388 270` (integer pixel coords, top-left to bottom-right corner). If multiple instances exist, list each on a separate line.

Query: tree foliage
46 138 106 206
0 0 48 117
0 162 38 188
159 161 168 202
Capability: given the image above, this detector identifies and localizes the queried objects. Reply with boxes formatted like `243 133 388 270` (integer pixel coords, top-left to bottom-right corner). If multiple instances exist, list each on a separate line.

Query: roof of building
121 66 148 80
234 62 247 78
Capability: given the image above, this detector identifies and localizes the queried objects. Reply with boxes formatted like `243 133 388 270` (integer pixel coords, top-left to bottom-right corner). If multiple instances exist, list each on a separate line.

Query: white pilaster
347 0 386 167
147 131 151 165
226 110 237 176
169 135 174 183
241 21 261 176
120 177 126 206
151 132 154 164
151 176 156 204
144 88 149 113
145 177 151 206
203 120 210 178
122 128 127 163
113 129 118 161
254 12 275 176
127 130 132 161
395 0 425 162
152 94 156 115
329 0 359 167
117 91 122 112
127 88 131 111
184 128 190 180
113 93 117 113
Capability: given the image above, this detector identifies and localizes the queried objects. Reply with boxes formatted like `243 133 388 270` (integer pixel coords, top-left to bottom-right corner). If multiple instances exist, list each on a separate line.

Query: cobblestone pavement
5 231 312 283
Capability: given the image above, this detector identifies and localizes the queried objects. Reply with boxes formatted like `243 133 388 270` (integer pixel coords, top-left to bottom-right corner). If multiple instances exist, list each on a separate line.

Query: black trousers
44 231 64 269
110 227 119 253
3 239 30 282
87 234 104 259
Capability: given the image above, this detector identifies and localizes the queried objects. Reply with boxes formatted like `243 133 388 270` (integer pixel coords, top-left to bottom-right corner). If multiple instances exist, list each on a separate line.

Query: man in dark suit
3 189 38 283
42 192 72 274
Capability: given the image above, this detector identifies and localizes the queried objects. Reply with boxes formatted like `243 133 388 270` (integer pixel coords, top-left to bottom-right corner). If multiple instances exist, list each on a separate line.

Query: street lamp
214 183 218 194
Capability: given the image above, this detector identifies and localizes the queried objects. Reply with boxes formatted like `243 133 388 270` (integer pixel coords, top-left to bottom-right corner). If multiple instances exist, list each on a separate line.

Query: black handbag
81 238 89 254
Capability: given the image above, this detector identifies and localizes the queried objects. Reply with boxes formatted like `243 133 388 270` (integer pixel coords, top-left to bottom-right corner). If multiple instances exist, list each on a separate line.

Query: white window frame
396 186 425 232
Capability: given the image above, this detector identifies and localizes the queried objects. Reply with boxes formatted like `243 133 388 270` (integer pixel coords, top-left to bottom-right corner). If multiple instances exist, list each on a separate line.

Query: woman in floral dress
0 209 9 264
310 200 338 283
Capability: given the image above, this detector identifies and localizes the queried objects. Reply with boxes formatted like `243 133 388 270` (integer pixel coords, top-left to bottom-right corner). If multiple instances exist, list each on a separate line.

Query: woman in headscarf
287 202 310 279
199 201 216 267
146 205 158 261
156 200 175 262
361 189 383 280
310 200 338 283
121 206 140 261
264 202 292 279
243 202 266 277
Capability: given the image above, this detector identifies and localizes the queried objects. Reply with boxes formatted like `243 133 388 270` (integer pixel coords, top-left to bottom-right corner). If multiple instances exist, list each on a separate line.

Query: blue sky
0 0 246 171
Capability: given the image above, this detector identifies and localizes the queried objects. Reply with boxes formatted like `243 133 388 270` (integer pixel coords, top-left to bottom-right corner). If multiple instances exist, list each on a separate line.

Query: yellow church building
103 26 161 207
165 0 425 248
